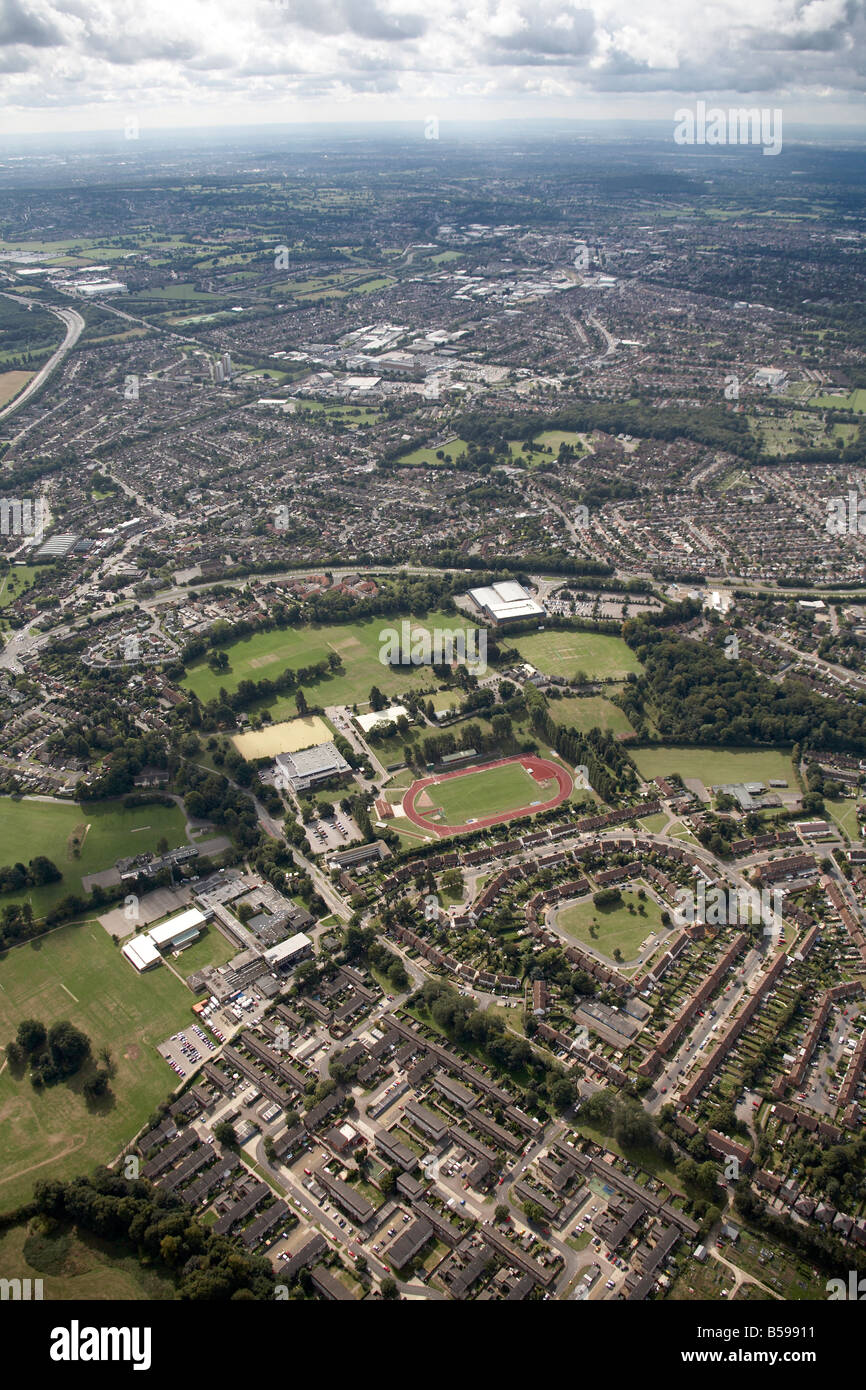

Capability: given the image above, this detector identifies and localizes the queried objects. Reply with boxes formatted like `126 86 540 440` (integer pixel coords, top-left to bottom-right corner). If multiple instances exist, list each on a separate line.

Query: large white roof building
468 580 546 625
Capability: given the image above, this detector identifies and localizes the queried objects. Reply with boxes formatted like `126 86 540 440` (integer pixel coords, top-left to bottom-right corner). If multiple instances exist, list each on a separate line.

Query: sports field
0 798 189 917
548 694 635 737
555 889 668 963
631 746 794 790
0 921 196 1213
404 755 572 835
429 762 541 825
510 630 643 681
231 715 332 759
182 612 481 708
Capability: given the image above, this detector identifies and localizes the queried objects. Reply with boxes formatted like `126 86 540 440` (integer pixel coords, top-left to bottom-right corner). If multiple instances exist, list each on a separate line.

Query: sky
0 0 865 135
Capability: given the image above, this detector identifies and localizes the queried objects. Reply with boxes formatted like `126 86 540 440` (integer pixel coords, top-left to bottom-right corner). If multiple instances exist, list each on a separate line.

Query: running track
402 754 573 837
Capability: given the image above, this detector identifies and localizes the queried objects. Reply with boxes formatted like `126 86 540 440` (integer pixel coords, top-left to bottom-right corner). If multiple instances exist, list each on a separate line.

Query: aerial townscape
0 0 865 1354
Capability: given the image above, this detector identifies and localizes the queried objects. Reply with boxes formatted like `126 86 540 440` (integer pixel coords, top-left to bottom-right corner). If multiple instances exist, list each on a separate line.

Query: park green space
556 888 667 962
808 389 866 413
548 694 635 737
0 564 38 610
0 1220 177 1299
423 761 557 826
631 745 794 789
824 794 862 842
509 629 643 681
0 798 189 917
0 921 195 1213
395 437 470 467
182 612 480 708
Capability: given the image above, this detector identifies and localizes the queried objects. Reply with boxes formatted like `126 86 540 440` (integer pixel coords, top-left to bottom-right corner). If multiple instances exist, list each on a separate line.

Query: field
0 370 33 407
395 437 470 467
631 745 794 790
0 1220 177 1299
404 754 572 835
0 564 38 611
425 761 544 825
231 715 332 759
182 612 480 709
0 922 195 1212
547 694 635 737
509 630 643 681
555 889 667 963
0 798 189 918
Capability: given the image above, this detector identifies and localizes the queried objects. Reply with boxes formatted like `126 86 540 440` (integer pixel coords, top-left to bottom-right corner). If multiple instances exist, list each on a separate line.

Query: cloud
0 0 864 127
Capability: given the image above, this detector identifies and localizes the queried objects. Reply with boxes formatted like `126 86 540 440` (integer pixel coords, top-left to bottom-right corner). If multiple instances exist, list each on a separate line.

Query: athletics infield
402 754 573 837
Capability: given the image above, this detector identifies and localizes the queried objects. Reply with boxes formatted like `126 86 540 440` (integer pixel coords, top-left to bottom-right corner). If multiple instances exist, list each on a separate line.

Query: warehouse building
467 580 545 625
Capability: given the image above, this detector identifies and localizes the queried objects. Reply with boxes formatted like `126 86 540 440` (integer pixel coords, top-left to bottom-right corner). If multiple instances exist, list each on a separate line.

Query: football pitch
426 762 544 825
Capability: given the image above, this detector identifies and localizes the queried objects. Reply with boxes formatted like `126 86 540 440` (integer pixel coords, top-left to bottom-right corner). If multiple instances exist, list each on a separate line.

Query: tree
494 1203 510 1223
214 1121 237 1146
380 1277 399 1300
47 1020 91 1076
522 1200 545 1225
17 1018 46 1054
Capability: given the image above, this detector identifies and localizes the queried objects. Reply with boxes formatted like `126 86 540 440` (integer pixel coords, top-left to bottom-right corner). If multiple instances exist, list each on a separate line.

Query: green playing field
421 762 547 825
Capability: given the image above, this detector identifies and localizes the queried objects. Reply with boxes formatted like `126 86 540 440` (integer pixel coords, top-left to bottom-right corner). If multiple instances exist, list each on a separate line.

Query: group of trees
6 1018 105 1093
623 624 866 752
30 1172 276 1299
0 856 61 895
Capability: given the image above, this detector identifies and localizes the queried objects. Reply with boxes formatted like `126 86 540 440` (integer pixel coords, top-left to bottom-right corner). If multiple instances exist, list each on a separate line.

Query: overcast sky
1 0 865 135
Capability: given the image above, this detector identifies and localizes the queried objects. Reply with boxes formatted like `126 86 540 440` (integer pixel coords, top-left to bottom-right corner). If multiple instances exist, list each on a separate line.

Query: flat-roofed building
122 934 162 972
467 579 545 625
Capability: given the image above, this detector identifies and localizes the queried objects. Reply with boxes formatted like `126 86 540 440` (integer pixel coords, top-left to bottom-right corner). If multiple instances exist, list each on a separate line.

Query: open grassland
0 923 193 1212
0 1220 177 1299
395 437 470 467
631 745 794 789
0 798 188 917
509 629 643 681
556 889 667 962
182 612 480 709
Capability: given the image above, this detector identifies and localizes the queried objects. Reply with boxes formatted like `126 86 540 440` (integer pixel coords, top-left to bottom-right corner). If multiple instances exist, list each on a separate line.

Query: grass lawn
510 630 643 682
631 745 794 789
0 922 197 1212
666 1258 736 1301
547 694 635 737
0 565 39 610
182 612 479 709
0 798 189 918
638 812 669 833
556 889 667 963
825 795 862 843
423 762 550 826
572 1118 684 1191
0 1219 177 1299
395 437 470 467
170 926 237 976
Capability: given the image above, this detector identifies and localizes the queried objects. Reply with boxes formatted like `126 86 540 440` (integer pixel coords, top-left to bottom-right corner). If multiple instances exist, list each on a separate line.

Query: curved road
0 294 85 423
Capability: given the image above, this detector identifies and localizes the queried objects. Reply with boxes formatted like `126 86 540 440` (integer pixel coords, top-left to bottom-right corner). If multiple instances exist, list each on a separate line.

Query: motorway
0 294 85 423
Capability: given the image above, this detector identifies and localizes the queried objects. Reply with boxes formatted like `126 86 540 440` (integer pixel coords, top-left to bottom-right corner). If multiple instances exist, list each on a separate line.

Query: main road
0 294 85 423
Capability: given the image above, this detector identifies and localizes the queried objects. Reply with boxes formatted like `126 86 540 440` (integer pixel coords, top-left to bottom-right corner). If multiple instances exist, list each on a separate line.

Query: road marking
60 982 79 1002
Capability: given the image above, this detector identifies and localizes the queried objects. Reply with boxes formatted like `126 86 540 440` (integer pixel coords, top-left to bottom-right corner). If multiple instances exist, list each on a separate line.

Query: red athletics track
402 754 573 838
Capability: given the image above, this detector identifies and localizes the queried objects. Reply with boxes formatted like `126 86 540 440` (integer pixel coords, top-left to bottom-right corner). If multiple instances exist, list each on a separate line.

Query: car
373 1244 381 1252
606 1278 615 1289
304 1167 312 1176
348 1248 356 1258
